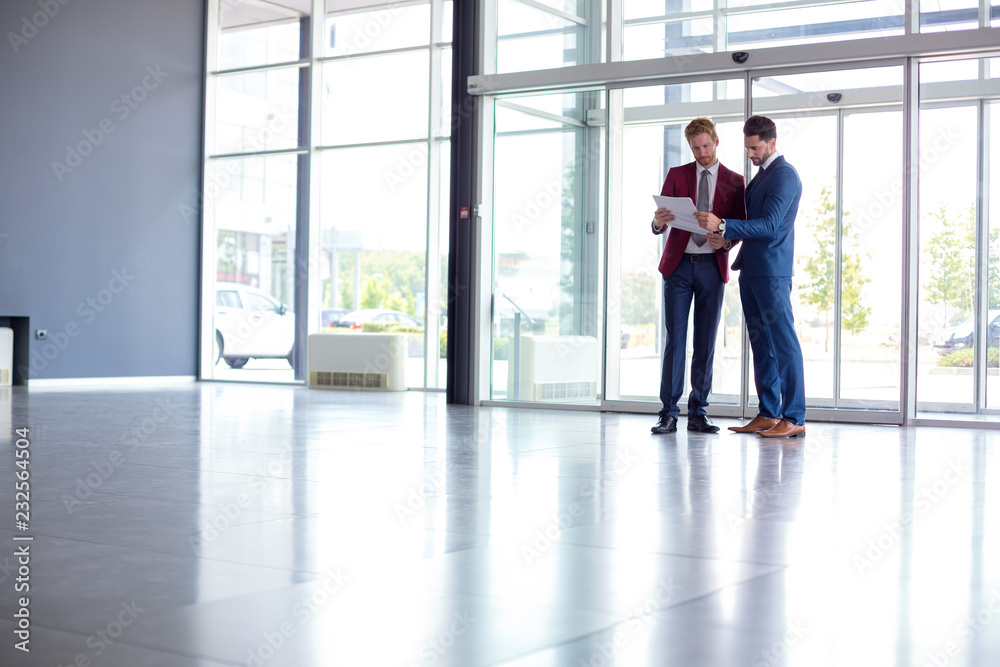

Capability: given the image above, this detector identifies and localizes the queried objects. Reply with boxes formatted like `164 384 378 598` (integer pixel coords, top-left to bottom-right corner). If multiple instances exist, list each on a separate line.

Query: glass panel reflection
324 1 430 56
620 0 905 62
920 0 980 33
496 0 589 73
218 1 304 70
215 69 300 154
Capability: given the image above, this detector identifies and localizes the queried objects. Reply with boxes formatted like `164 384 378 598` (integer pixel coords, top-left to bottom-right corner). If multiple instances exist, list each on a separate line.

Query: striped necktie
693 169 710 247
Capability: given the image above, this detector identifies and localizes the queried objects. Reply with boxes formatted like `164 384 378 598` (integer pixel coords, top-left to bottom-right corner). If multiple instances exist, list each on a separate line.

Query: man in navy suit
695 115 806 438
650 117 746 434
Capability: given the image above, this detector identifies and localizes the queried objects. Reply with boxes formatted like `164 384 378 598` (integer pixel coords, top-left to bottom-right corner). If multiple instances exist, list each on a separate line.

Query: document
652 195 706 235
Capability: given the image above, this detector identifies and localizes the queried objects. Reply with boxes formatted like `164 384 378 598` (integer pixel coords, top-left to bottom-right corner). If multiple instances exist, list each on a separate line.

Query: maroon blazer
652 161 746 283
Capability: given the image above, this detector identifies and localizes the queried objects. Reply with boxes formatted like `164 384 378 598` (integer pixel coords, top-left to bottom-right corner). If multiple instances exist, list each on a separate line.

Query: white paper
652 195 706 235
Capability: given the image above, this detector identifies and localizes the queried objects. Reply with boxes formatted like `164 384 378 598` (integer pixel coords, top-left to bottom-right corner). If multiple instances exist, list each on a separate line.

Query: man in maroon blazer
651 117 746 434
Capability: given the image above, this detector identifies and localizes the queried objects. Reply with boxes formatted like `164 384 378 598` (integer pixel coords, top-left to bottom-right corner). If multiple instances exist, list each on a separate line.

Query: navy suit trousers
659 258 725 418
739 276 806 425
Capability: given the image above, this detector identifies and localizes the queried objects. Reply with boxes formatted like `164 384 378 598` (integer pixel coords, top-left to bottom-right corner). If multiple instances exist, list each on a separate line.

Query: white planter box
507 335 598 401
307 332 407 391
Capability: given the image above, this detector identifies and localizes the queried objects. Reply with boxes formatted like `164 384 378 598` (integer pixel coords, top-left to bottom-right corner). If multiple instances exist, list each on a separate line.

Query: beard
751 146 773 165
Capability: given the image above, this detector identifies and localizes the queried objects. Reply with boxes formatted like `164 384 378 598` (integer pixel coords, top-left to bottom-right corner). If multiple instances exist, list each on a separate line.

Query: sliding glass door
598 64 906 420
749 65 905 416
488 91 604 404
604 77 746 413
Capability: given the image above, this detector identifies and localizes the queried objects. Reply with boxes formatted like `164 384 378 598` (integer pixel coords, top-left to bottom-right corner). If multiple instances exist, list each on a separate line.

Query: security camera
827 93 842 103
732 52 749 64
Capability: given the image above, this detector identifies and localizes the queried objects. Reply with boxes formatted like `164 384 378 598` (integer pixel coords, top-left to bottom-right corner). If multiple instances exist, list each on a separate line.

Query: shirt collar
759 151 781 172
700 160 721 177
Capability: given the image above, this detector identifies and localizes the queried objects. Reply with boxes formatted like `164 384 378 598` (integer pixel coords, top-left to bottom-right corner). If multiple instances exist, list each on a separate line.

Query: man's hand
653 207 675 231
694 211 721 232
706 232 727 250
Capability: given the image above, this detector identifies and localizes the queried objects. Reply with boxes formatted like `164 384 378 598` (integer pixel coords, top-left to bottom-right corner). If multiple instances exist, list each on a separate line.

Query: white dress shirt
685 160 720 254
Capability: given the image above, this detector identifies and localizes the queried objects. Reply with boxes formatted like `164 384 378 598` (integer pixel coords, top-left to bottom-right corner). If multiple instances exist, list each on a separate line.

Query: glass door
748 64 905 418
916 56 1000 417
489 91 604 404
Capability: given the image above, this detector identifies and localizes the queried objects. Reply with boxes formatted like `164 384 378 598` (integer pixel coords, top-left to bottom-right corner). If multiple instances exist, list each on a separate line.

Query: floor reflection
0 384 997 666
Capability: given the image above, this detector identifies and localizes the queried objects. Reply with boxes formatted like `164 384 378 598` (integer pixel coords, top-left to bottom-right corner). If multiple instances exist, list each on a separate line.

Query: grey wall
0 0 205 379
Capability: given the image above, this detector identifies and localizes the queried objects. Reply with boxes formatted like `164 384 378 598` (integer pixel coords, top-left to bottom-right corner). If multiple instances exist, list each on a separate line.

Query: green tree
923 204 975 323
798 185 871 352
337 250 424 317
923 203 1000 319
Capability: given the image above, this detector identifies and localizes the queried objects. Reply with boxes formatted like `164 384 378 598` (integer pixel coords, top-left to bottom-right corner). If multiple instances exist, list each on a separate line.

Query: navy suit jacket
652 161 746 283
727 155 801 278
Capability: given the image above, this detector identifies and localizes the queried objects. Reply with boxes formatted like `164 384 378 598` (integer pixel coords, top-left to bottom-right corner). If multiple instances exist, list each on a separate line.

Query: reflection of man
651 118 746 435
696 115 806 438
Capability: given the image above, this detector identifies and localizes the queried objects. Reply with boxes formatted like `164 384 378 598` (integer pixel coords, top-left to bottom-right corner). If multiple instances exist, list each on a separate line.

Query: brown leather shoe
728 415 781 433
757 419 806 438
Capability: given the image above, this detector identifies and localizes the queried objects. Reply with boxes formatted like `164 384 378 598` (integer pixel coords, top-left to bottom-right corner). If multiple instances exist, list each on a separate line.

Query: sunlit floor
1 383 998 666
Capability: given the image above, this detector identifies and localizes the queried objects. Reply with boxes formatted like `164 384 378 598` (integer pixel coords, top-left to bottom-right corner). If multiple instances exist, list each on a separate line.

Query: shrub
360 322 421 334
937 348 999 368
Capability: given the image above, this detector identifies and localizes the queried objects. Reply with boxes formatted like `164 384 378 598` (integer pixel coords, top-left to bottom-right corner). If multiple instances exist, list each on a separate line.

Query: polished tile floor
0 382 998 666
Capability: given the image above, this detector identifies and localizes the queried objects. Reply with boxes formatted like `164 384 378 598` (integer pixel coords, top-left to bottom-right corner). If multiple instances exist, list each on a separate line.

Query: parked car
321 308 351 328
335 309 421 330
933 310 1000 355
215 282 294 368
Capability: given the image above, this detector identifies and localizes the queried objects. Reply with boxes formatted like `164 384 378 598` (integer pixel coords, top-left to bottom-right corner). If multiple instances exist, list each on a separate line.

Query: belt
683 253 715 263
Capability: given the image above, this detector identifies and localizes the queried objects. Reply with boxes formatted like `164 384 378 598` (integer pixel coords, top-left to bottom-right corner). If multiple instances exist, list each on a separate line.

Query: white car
214 282 294 368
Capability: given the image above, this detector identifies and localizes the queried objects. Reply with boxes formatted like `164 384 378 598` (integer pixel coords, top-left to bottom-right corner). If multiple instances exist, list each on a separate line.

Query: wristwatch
718 220 726 235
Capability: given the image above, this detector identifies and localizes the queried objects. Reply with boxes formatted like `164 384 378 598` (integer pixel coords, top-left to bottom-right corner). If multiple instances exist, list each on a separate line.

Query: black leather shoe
687 415 720 433
651 415 677 434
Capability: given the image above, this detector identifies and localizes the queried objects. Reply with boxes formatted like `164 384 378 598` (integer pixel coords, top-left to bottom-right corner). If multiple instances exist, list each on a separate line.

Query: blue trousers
739 276 806 425
659 258 725 418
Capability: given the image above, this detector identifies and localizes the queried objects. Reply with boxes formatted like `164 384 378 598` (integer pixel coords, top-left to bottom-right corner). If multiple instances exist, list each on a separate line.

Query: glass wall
199 0 1000 423
203 0 452 389
205 2 307 382
480 29 995 424
317 0 452 390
